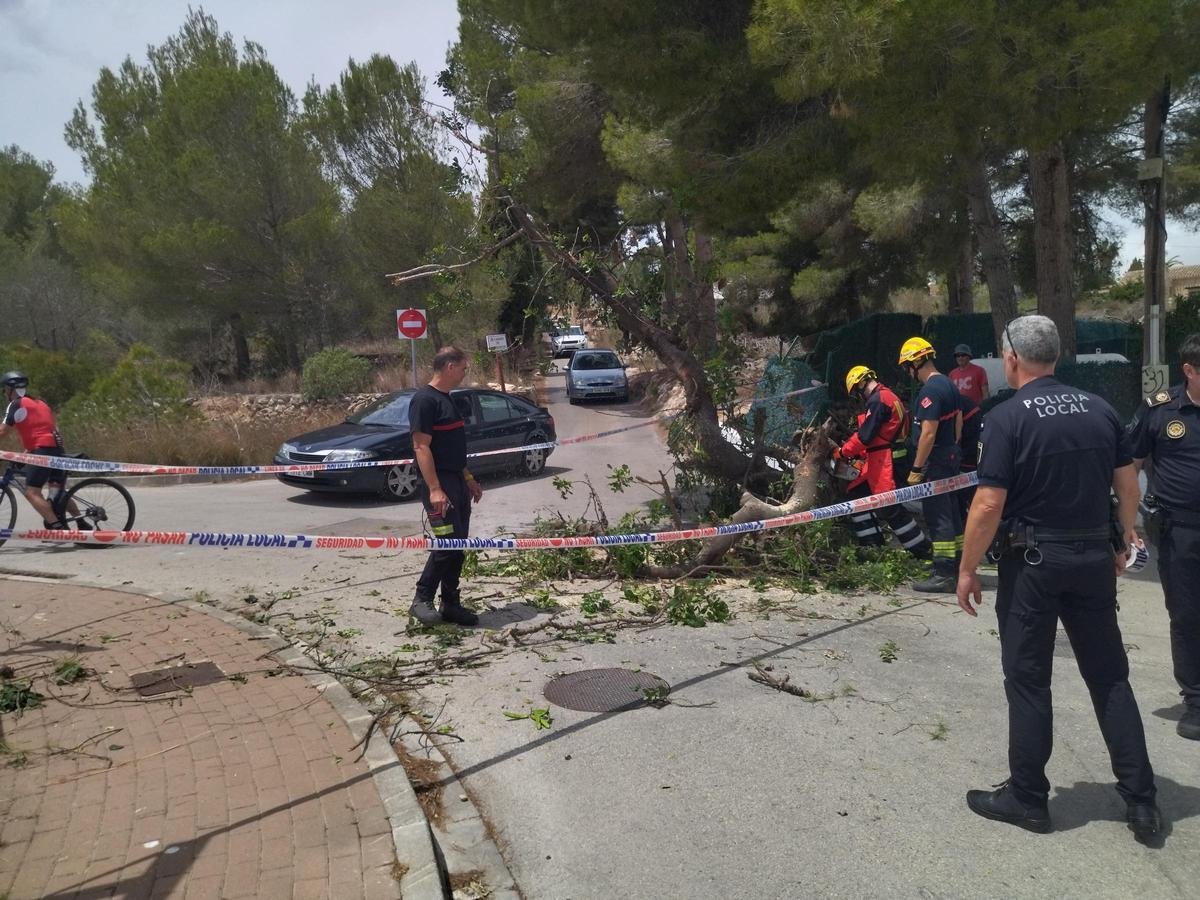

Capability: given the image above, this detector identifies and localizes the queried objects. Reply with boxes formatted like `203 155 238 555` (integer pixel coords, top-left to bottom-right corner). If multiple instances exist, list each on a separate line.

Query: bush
301 348 373 401
60 344 195 429
0 343 99 408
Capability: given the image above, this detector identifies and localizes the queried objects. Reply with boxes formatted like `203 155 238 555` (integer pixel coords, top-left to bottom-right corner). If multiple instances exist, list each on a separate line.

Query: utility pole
1140 77 1171 373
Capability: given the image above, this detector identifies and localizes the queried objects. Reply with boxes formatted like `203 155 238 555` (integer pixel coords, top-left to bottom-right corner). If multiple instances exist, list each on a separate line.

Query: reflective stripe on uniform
932 540 957 558
431 524 455 536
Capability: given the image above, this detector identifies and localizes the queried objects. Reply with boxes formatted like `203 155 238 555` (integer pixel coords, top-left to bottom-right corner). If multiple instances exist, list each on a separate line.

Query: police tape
0 471 976 550
0 383 826 478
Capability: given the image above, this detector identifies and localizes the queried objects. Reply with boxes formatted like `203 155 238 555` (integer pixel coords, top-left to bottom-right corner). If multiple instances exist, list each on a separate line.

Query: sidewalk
0 579 433 900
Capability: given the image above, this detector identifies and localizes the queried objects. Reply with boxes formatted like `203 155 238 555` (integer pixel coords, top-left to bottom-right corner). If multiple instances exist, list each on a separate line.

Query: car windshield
573 352 621 370
566 325 585 336
348 393 412 427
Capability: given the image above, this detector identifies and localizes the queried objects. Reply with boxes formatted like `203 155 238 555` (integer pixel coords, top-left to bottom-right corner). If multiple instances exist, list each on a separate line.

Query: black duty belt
988 523 1111 566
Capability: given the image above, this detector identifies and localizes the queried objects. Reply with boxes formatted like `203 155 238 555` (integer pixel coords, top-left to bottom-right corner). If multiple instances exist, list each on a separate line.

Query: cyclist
0 371 82 529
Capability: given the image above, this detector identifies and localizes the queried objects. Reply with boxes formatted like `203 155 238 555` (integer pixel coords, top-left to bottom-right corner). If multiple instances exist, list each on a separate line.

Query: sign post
396 308 428 388
485 333 509 393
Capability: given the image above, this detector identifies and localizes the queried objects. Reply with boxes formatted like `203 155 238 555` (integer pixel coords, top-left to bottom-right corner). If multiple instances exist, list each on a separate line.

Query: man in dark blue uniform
898 336 962 592
408 346 483 627
1127 332 1200 741
957 315 1159 839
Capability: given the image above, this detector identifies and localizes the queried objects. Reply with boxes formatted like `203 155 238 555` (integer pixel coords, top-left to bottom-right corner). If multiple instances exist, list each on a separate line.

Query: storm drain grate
543 667 669 713
131 661 227 696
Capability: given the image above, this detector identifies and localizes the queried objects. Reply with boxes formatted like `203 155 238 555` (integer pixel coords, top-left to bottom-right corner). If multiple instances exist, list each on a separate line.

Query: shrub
60 344 194 428
301 348 373 401
0 344 99 408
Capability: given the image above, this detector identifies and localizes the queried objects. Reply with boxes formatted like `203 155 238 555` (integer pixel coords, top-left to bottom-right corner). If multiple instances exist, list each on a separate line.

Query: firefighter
834 366 931 559
898 336 964 592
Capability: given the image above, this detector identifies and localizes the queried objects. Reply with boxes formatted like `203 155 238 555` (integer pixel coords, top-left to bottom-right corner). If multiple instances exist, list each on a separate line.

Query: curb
1 572 449 900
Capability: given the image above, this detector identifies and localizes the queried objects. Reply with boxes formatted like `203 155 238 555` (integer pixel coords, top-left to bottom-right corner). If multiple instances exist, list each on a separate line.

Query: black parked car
274 388 556 500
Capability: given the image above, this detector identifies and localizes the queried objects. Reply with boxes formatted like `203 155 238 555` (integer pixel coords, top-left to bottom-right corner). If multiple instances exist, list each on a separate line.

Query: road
4 370 1198 898
0 369 673 602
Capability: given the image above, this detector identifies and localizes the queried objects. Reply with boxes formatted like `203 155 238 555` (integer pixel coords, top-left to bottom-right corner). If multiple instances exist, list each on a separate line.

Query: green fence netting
802 312 923 401
743 357 830 447
924 313 998 361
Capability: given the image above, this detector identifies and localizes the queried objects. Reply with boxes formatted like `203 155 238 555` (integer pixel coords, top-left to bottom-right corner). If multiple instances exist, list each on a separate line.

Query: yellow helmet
898 336 935 366
844 365 876 395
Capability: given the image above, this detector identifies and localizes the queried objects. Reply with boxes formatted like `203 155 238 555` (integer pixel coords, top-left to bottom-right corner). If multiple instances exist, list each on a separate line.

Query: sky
1 0 1197 270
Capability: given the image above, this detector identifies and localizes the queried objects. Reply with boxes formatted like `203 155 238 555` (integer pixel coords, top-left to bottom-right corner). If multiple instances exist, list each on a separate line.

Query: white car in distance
550 324 589 357
566 349 630 403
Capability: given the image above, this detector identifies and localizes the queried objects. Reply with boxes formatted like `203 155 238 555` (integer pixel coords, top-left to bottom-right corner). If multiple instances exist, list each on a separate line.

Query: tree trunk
1029 143 1076 360
665 214 718 357
965 147 1017 352
658 221 679 335
640 422 835 577
947 196 974 315
508 202 755 482
1143 77 1170 367
229 312 251 379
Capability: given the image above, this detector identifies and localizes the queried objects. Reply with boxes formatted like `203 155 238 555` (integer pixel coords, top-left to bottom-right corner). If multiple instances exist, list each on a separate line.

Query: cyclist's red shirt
3 396 63 451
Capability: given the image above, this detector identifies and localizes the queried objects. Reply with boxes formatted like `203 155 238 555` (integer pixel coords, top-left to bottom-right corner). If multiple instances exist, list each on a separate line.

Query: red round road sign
397 308 427 339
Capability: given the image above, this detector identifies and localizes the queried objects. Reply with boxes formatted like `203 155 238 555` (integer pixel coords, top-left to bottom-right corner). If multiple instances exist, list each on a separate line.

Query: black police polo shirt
976 375 1130 528
914 372 960 446
1127 383 1200 510
409 385 467 472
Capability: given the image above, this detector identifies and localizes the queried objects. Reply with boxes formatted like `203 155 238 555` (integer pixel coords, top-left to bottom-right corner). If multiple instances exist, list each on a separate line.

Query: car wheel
381 463 421 501
518 434 549 477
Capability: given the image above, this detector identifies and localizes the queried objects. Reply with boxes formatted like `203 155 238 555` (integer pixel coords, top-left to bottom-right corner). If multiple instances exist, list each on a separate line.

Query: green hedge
301 348 373 401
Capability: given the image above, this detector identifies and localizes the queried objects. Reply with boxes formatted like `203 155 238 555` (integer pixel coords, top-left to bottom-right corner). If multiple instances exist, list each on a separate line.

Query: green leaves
503 707 553 730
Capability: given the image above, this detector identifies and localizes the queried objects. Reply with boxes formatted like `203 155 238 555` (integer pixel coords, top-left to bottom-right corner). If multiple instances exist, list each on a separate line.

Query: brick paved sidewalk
0 580 412 900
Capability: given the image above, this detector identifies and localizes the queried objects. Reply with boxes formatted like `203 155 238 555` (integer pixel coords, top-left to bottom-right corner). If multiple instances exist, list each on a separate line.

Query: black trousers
845 481 931 558
1159 519 1200 711
922 444 962 577
996 541 1156 807
415 471 472 605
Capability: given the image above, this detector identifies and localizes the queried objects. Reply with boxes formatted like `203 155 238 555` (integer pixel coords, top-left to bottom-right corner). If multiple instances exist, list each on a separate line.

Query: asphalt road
4 371 1197 898
0 369 673 599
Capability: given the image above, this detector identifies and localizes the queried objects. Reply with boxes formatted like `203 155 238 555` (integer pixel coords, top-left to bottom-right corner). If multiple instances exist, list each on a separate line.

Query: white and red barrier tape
0 383 825 478
0 472 974 550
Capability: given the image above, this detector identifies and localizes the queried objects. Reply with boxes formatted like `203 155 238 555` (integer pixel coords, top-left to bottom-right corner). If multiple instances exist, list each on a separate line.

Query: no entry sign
396 308 428 340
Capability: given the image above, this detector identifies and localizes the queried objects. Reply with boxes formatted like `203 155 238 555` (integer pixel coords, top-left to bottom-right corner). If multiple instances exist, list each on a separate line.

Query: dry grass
67 410 344 467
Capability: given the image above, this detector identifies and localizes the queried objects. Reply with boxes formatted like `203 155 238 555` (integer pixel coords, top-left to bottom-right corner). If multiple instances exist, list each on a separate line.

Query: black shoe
966 785 1051 833
1178 707 1200 741
440 602 479 627
1127 802 1162 840
408 598 441 626
913 574 956 594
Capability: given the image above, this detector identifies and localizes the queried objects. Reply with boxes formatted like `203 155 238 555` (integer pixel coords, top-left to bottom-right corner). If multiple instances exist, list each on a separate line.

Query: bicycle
0 457 136 547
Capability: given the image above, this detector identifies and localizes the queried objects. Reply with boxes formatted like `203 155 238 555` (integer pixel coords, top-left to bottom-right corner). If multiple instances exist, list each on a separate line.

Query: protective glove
906 466 924 486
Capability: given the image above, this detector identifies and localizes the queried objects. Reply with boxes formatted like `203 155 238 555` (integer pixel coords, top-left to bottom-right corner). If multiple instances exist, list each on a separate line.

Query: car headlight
279 442 297 458
325 449 378 462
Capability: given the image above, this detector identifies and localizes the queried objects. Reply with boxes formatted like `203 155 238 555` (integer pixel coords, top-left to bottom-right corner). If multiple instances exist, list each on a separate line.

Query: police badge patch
1166 420 1186 439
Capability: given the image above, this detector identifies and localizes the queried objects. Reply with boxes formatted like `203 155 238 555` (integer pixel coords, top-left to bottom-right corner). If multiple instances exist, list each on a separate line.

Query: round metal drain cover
543 667 669 712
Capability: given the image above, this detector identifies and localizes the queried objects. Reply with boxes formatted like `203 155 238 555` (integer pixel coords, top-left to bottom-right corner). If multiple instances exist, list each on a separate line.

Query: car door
473 391 524 471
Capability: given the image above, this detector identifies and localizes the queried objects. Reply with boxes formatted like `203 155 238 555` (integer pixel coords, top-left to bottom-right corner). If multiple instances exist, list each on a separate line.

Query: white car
550 324 589 357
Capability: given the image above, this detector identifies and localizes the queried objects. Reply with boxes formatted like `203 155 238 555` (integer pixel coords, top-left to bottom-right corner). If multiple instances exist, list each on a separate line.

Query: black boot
966 784 1051 833
913 574 956 593
1127 802 1162 841
440 598 479 627
408 597 441 627
1178 706 1200 741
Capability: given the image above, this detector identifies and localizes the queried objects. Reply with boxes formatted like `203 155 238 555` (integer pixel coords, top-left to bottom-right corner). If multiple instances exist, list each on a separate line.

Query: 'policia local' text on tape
0 384 825 478
0 472 975 550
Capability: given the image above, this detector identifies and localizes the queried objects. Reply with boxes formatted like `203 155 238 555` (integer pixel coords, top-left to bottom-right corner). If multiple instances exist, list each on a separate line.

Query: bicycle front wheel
64 478 136 532
0 484 17 547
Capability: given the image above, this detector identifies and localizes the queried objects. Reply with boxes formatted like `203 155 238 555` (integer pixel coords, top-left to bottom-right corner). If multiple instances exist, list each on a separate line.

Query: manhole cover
130 661 226 696
543 668 669 712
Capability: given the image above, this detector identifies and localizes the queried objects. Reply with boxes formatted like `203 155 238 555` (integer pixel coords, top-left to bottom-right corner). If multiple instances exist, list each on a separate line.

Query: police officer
407 346 483 627
834 365 931 558
1127 331 1200 741
898 337 963 591
957 315 1159 840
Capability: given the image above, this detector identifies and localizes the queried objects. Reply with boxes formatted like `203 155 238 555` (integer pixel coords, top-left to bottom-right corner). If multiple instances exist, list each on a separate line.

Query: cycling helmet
897 337 935 366
844 365 876 396
1 371 29 390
